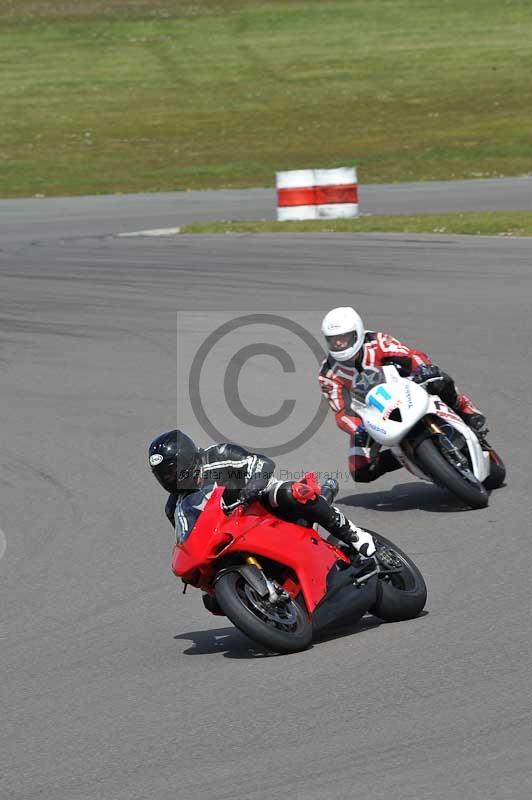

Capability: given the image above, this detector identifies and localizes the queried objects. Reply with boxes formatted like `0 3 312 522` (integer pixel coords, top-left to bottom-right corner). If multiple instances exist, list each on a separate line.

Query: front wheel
415 437 489 509
215 571 312 654
369 534 427 622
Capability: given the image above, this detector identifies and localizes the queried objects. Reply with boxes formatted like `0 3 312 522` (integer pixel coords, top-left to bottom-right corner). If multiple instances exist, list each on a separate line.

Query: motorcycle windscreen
174 486 217 544
172 485 225 577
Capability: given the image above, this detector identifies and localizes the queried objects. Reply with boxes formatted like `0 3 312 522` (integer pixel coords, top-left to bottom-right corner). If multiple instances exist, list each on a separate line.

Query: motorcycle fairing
353 365 490 483
392 395 490 483
355 370 430 447
423 397 489 481
311 561 378 634
171 487 351 615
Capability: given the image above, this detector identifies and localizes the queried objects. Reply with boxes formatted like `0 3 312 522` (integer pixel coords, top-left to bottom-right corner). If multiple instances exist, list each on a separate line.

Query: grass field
1 1 532 197
180 211 532 236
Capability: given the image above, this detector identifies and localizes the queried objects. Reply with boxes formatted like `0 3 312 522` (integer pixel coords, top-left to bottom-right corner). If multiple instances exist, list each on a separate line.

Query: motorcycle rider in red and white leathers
318 307 486 483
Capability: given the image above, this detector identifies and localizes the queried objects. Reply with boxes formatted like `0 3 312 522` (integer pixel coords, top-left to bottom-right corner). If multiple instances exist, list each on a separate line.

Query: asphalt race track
2 183 532 799
1 176 532 244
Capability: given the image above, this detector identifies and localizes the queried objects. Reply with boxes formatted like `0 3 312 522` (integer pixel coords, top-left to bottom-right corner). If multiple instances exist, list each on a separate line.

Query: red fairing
171 486 349 616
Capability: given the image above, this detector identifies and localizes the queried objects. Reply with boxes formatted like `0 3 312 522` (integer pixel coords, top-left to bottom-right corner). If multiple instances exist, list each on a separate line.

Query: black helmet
148 430 200 494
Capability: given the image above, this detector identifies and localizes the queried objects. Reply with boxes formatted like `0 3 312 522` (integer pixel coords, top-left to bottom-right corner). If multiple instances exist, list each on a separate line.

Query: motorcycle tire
369 534 427 622
215 571 312 654
415 437 489 509
483 449 506 491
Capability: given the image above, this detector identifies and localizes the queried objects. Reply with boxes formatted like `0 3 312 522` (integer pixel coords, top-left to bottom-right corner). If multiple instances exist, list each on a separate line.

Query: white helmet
321 307 365 362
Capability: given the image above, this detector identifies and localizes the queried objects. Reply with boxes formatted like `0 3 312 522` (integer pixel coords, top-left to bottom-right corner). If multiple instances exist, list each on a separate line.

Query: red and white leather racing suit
318 331 480 482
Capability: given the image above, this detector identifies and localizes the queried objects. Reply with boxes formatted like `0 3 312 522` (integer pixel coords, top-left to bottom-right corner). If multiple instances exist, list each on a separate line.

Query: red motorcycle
172 475 427 653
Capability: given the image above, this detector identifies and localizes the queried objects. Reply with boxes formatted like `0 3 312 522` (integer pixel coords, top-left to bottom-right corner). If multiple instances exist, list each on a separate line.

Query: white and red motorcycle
351 365 505 509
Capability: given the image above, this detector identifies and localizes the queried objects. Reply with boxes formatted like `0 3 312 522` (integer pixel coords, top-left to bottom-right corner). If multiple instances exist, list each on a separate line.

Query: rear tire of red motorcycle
215 572 312 654
369 534 427 623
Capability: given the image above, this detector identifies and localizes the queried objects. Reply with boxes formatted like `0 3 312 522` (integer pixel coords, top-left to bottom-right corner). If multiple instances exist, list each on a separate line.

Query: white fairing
351 365 490 483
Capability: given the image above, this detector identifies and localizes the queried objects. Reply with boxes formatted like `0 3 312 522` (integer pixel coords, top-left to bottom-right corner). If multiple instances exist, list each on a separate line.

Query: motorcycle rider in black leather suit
148 429 377 558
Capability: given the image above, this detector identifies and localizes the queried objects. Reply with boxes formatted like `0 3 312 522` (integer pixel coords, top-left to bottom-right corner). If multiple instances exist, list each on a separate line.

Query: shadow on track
174 611 428 658
315 609 429 646
339 481 469 513
174 625 275 659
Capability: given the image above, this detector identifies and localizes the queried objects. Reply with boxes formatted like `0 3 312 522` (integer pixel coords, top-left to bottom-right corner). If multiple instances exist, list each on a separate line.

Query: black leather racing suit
165 442 361 548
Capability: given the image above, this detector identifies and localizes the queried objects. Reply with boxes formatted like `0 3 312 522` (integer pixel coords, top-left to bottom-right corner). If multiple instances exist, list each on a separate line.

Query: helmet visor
153 465 177 493
326 331 358 353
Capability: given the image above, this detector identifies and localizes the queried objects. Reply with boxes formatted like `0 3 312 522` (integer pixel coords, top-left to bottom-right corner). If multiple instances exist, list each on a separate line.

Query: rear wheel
369 534 427 622
415 437 488 509
215 571 312 654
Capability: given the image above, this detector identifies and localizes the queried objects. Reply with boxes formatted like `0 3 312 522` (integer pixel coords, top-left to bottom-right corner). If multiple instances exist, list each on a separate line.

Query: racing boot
461 411 486 433
330 509 376 561
329 511 404 575
416 367 487 434
454 393 486 433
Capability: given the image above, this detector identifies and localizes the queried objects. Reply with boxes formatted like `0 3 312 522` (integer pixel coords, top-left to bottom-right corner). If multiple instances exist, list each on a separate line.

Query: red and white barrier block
276 167 358 221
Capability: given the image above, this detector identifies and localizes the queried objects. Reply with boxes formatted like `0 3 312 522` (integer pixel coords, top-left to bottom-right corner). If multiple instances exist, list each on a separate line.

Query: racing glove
238 478 266 508
412 364 445 393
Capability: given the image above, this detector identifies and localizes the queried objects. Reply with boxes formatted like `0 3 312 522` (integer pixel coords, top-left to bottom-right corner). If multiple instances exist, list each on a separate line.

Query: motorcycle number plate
366 385 394 415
